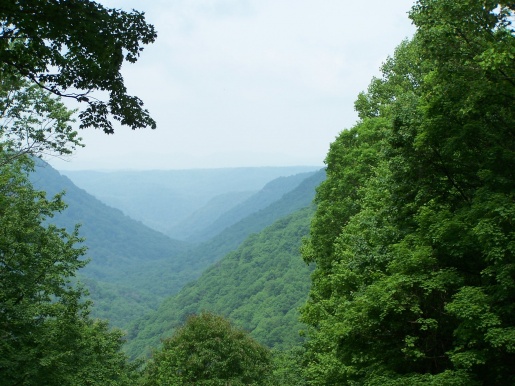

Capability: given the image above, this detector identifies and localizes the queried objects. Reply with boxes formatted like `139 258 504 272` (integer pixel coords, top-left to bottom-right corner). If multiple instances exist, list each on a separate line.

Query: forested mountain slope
62 166 320 239
30 161 190 327
30 162 324 329
128 169 326 300
180 171 317 242
125 207 315 360
31 160 188 274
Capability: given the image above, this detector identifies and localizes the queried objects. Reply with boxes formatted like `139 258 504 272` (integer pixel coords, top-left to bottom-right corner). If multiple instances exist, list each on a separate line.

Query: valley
60 166 319 240
30 162 324 354
4 2 511 382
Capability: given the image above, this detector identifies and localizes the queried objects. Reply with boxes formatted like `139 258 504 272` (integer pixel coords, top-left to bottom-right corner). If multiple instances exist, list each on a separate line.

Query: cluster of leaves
0 73 83 166
301 1 515 385
0 0 157 133
0 0 157 160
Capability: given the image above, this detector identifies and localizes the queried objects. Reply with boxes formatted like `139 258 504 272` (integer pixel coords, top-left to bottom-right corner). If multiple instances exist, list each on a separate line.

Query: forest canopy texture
301 1 515 385
142 312 273 386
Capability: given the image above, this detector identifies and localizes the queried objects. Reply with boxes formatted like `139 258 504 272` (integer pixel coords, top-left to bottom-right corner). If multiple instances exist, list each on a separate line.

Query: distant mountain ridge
61 166 321 239
177 171 318 242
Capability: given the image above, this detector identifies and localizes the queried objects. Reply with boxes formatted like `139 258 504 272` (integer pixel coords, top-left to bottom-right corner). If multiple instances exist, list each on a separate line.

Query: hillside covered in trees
1 0 514 385
300 1 515 384
124 207 315 359
29 162 323 330
29 160 189 327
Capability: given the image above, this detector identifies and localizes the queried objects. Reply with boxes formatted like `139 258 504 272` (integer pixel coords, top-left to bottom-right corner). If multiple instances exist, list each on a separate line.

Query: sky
49 0 416 171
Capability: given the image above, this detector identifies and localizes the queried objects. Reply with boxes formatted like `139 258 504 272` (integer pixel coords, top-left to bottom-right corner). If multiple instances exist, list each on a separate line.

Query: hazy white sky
49 0 416 171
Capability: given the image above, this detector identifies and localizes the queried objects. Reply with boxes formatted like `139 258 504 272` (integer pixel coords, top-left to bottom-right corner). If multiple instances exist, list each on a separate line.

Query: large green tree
0 0 157 133
0 2 156 382
0 153 139 385
301 1 514 384
142 312 273 386
0 70 139 383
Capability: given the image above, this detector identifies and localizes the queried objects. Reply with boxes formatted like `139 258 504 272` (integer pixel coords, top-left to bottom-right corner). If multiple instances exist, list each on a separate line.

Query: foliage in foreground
301 1 515 385
0 69 139 383
0 0 157 133
142 312 273 386
0 155 139 385
0 1 159 382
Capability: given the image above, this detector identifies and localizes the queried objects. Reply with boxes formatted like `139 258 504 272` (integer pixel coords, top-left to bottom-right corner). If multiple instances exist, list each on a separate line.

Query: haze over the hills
31 161 323 332
60 166 320 239
47 0 415 171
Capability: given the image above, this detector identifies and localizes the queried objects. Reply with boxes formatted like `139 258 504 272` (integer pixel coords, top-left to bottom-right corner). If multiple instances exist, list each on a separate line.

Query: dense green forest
1 0 514 385
300 1 515 384
29 161 322 329
125 207 315 359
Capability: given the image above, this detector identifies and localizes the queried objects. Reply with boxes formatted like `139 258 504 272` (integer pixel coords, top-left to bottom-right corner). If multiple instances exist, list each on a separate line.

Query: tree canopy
0 0 157 133
0 73 83 166
142 312 273 386
301 1 515 384
0 37 139 383
0 152 139 385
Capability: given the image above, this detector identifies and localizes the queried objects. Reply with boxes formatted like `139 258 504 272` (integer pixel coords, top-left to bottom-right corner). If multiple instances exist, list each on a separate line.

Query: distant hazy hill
167 190 255 242
129 170 326 300
125 207 315 360
61 166 320 239
180 171 317 242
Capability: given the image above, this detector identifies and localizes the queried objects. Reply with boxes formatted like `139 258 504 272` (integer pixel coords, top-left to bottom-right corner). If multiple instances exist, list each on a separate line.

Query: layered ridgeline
175 171 318 242
61 166 320 240
30 162 324 331
111 169 325 313
145 170 326 285
125 207 315 360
